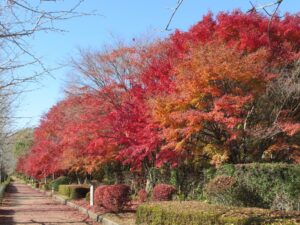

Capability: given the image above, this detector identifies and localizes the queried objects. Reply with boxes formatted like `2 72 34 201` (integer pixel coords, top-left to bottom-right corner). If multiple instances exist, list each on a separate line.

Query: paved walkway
0 182 98 225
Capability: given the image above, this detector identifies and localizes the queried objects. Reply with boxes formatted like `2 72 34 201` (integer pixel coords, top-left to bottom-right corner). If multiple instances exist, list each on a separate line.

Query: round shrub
138 188 148 203
102 184 131 212
152 184 176 201
94 185 108 207
43 183 51 190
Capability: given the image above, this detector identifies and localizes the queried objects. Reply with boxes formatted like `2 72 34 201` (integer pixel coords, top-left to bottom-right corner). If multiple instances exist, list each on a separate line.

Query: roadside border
32 187 119 225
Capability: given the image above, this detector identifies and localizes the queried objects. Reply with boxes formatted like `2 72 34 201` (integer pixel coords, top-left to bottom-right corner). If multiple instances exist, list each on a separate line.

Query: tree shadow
0 209 14 224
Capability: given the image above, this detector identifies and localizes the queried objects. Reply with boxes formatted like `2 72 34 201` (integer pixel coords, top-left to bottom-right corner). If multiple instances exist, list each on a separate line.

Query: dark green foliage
136 201 299 225
100 162 125 185
58 184 89 200
50 176 70 191
169 170 179 187
206 163 300 210
43 182 51 190
205 175 240 206
0 177 10 201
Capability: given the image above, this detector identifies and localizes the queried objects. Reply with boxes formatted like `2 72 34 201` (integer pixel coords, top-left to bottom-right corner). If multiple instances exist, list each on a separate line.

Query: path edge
32 187 120 225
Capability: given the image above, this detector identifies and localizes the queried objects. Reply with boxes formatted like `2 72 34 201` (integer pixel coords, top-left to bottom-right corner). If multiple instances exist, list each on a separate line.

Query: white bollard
90 185 94 206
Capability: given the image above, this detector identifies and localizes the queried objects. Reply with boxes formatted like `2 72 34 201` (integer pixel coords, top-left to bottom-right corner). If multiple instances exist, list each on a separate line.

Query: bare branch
248 0 284 42
165 0 185 31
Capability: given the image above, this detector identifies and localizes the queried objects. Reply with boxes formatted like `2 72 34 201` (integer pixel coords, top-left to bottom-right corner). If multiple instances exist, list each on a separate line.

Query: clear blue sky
14 0 299 129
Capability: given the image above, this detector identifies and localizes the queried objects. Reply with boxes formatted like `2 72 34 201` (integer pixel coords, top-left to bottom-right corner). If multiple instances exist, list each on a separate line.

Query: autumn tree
18 11 300 183
148 11 300 166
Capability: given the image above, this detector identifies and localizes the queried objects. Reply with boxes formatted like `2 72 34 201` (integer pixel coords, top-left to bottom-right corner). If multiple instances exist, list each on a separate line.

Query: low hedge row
136 201 300 225
58 184 90 200
50 176 70 191
205 163 300 210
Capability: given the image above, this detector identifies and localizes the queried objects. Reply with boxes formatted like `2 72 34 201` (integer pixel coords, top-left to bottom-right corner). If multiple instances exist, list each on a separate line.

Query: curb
32 187 120 225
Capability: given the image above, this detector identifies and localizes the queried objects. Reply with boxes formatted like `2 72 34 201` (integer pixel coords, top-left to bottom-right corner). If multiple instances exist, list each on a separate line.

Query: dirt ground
0 182 100 225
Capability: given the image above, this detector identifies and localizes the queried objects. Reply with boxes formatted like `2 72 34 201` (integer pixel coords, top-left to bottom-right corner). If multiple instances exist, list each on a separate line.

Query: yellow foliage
203 144 229 166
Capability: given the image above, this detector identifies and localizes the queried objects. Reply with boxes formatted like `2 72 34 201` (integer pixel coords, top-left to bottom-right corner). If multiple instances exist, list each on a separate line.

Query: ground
0 182 99 225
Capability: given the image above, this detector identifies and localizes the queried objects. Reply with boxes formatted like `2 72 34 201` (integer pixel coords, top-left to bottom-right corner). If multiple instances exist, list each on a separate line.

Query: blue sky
14 0 299 129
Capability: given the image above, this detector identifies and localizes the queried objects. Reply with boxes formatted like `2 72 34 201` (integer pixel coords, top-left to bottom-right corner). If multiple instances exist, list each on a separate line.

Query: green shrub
4 177 11 184
58 184 89 200
85 192 90 202
0 178 10 201
170 169 179 187
32 182 39 188
43 182 51 190
136 201 299 225
58 185 71 197
206 163 300 210
50 176 70 191
205 175 238 206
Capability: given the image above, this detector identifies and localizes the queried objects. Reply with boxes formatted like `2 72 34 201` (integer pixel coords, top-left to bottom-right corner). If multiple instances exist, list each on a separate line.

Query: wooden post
90 185 94 206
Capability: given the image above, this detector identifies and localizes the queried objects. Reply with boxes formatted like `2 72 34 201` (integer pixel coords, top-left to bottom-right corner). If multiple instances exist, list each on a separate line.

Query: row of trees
17 11 300 185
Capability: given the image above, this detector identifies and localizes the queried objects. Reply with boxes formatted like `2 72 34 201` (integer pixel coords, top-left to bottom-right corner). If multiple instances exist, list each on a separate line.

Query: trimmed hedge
94 185 108 207
94 184 130 212
153 184 176 201
206 163 300 210
58 184 90 200
58 185 71 197
50 176 70 191
102 184 131 212
136 201 300 225
205 175 248 206
43 182 51 190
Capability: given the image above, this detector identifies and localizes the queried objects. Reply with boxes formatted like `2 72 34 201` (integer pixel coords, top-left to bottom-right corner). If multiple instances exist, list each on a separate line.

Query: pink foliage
152 184 176 201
